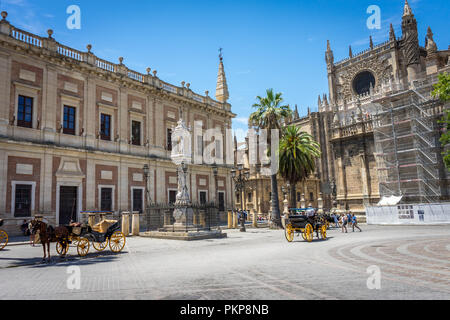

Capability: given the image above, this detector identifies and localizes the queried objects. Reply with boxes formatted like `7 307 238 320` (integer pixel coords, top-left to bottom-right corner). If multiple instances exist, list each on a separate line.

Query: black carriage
284 214 327 242
0 219 8 250
56 221 126 257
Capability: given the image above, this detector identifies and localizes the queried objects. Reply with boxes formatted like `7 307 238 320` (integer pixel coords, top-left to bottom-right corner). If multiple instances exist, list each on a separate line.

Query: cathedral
237 0 450 220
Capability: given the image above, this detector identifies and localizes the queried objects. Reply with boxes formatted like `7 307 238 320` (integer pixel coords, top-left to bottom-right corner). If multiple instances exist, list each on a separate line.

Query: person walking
340 213 348 233
352 214 362 232
333 213 339 228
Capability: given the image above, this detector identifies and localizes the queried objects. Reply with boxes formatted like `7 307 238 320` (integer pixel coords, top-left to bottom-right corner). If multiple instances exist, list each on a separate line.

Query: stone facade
294 1 450 215
235 1 450 218
0 12 236 236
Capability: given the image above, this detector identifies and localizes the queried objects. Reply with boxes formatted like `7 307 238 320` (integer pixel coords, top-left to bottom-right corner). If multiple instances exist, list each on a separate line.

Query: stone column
318 193 324 214
300 193 306 209
359 144 370 206
131 212 140 236
193 211 199 226
335 144 346 212
252 208 257 228
42 66 58 144
121 212 130 236
233 211 238 228
227 211 233 228
164 211 171 226
0 50 11 136
200 211 206 227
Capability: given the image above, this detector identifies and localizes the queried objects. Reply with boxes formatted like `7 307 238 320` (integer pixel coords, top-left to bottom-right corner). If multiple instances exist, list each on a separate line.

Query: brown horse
30 220 69 262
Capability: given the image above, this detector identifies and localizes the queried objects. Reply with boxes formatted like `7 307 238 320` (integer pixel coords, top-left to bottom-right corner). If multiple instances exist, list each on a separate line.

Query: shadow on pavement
0 250 126 269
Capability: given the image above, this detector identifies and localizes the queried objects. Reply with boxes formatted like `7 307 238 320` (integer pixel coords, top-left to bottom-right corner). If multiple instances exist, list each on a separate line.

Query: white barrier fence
366 203 450 225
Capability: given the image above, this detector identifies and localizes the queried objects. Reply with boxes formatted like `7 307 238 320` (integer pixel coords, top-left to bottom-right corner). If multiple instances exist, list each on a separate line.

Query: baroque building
0 12 236 236
237 1 450 219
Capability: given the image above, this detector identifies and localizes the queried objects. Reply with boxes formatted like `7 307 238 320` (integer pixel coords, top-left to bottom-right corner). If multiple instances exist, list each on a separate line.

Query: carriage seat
92 219 118 234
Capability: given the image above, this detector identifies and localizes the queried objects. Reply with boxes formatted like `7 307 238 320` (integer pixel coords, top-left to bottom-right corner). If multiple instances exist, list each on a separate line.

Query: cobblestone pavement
0 225 449 300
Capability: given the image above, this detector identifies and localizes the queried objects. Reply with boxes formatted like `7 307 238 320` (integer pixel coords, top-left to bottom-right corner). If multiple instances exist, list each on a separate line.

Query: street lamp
231 165 250 232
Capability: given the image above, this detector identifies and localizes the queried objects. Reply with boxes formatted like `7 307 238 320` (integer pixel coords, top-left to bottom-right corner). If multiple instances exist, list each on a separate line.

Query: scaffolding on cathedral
372 87 442 204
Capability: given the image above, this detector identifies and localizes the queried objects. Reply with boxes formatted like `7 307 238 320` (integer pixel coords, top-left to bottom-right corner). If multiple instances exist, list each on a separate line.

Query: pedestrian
340 213 348 233
347 212 352 226
352 214 362 232
28 221 35 246
333 213 339 228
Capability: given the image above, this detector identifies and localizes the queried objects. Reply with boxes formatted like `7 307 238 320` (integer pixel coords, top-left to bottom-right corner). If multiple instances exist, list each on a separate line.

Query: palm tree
279 125 321 209
248 89 292 228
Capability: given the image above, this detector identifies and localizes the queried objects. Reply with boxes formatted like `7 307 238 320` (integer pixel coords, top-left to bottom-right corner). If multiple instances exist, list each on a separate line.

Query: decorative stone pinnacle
205 90 209 96
47 29 53 38
427 27 433 40
146 67 151 74
153 70 157 77
403 0 413 16
86 44 92 53
181 81 185 87
1 11 7 20
186 83 190 89
389 23 396 41
118 57 124 65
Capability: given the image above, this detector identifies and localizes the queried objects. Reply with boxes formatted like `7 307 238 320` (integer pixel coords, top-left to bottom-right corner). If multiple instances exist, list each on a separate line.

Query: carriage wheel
0 230 8 250
304 224 313 242
93 240 109 252
320 225 327 240
56 241 69 256
76 238 90 257
109 231 126 253
70 236 79 247
284 224 294 242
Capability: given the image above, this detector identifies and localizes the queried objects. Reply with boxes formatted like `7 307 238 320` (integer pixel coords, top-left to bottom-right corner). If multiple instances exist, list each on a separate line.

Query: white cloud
233 117 249 126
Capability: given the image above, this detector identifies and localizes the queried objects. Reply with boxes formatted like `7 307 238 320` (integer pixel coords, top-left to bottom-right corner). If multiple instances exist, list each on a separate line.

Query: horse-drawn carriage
284 214 328 242
0 219 8 250
55 220 126 257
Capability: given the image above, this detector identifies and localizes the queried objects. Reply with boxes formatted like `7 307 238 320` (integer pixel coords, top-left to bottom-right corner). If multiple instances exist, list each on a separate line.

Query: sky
1 0 448 141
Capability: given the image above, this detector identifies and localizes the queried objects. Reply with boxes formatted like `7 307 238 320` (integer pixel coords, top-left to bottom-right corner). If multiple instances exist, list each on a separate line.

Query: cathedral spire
325 40 334 66
426 26 437 54
294 105 300 120
323 94 328 106
389 23 396 42
403 0 413 17
215 48 229 103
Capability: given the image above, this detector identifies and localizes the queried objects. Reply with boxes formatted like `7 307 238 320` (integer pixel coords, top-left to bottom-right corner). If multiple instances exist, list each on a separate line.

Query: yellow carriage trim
0 230 8 250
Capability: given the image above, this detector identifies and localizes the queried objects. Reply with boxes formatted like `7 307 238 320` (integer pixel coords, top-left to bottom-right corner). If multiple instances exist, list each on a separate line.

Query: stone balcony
331 120 374 141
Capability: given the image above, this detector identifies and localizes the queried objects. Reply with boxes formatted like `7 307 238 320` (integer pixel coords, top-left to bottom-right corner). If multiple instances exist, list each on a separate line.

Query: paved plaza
0 225 449 300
